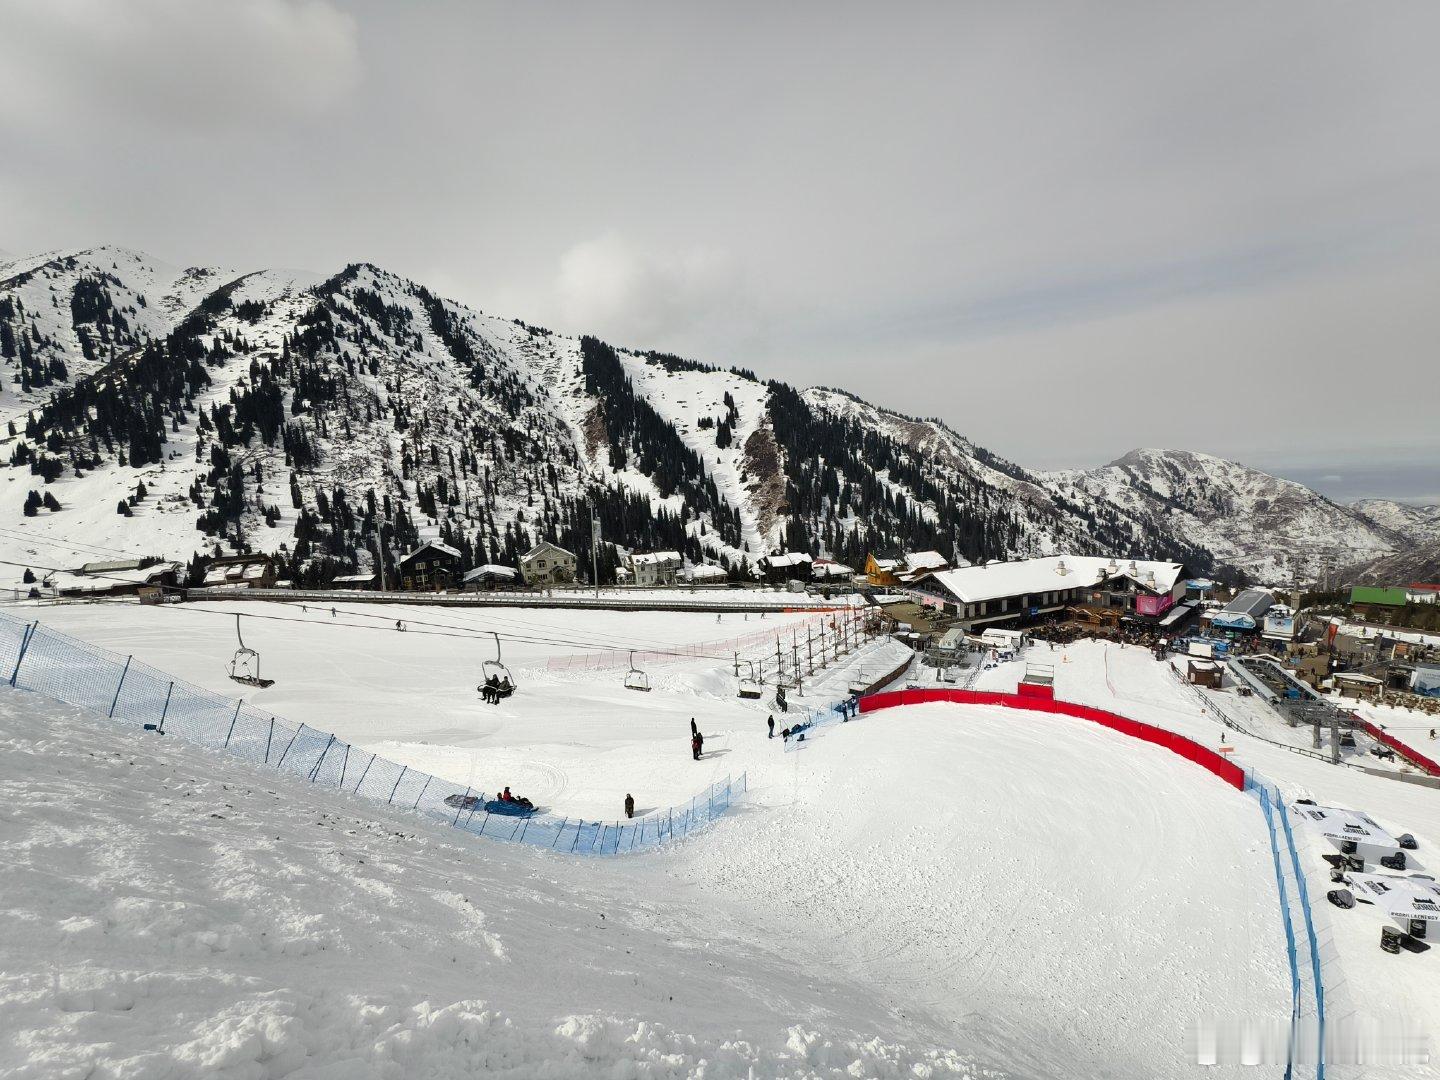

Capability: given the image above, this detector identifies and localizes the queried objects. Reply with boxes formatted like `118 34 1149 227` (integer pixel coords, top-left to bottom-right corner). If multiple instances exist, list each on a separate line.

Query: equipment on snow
228 613 275 688
738 661 763 700
1399 833 1418 850
624 651 651 692
1380 852 1408 871
1327 888 1355 909
1381 926 1403 954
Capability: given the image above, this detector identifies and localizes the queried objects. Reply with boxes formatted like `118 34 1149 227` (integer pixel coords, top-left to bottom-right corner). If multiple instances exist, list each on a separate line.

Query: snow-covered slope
1047 448 1421 584
0 688 987 1079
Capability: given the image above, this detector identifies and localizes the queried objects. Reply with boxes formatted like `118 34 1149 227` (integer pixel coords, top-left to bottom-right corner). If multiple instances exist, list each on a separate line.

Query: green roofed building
1350 586 1408 608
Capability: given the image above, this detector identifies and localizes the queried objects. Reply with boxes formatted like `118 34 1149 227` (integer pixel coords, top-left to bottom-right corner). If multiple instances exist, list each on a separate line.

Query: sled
482 798 539 817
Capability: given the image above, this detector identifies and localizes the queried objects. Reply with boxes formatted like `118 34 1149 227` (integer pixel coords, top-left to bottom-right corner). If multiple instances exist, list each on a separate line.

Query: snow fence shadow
0 611 745 855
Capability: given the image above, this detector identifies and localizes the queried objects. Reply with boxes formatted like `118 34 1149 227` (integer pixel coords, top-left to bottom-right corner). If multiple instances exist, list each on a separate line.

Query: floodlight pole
591 511 601 599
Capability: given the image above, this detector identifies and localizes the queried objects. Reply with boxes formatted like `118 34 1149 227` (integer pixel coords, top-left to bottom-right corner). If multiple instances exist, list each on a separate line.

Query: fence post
516 814 532 842
387 766 408 804
108 655 133 718
275 724 305 769
337 744 350 787
223 699 241 748
264 719 275 763
308 735 337 781
9 620 37 687
352 753 375 793
156 682 174 735
571 820 584 851
411 775 431 809
452 787 473 826
551 818 567 847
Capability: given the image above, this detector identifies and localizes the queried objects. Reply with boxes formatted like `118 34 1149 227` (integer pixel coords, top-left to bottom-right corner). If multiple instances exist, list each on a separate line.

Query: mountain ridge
0 244 1431 589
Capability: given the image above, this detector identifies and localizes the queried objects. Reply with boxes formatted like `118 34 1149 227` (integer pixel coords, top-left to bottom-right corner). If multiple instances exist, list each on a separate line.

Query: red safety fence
1357 720 1440 777
860 688 1247 790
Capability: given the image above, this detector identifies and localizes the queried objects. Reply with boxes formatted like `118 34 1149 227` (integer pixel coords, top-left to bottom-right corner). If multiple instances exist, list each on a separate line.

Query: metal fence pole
411 775 431 809
157 682 174 734
107 655 132 718
337 744 350 787
275 724 305 769
223 699 241 748
571 820 584 852
387 766 408 804
9 620 37 687
352 753 375 793
452 787 473 826
308 735 337 781
264 719 274 763
551 817 567 847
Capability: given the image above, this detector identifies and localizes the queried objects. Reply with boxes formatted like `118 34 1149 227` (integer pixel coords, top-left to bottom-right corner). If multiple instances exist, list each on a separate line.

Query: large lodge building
901 555 1188 632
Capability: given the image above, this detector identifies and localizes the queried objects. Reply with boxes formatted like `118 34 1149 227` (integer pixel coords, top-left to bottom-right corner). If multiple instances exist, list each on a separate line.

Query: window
417 561 427 570
539 560 547 568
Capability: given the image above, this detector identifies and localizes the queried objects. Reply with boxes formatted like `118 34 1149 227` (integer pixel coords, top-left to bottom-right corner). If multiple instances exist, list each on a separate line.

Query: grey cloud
1 0 1436 494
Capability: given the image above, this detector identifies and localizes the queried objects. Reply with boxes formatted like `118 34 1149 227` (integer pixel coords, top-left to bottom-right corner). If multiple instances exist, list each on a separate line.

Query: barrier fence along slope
0 611 744 855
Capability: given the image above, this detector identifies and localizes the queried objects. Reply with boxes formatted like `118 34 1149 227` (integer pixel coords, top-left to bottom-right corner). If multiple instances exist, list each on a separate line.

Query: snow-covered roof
629 551 681 566
870 557 900 571
763 551 812 567
79 559 145 575
51 563 181 593
403 541 462 562
811 560 854 579
521 541 575 562
333 573 374 584
685 564 729 580
903 551 948 573
464 564 518 582
925 555 1185 605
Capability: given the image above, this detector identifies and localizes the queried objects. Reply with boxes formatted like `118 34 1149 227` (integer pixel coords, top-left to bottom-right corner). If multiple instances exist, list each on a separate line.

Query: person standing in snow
691 731 702 760
624 793 635 819
767 714 775 739
690 717 698 737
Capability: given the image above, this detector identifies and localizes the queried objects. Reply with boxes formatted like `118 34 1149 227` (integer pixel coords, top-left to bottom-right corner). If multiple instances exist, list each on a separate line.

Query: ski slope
1 603 1305 1077
985 639 1440 1064
13 600 886 821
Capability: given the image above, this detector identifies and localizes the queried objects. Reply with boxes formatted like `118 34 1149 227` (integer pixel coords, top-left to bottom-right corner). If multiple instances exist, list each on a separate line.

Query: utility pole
375 519 387 592
591 510 601 599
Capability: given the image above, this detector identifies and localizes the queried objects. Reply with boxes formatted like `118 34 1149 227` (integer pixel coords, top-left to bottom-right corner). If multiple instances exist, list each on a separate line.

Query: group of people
690 717 705 760
480 674 514 703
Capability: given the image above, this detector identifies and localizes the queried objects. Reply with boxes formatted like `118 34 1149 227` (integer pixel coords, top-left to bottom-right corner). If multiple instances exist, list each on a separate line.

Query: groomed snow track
861 686 1326 1078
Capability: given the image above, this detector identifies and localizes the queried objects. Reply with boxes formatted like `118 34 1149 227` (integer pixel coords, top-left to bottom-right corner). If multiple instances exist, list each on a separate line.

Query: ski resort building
398 541 462 592
1209 589 1275 632
622 551 681 587
331 573 376 590
864 551 954 587
519 541 577 586
908 555 1187 631
462 565 519 591
201 553 278 590
684 563 729 585
758 551 813 583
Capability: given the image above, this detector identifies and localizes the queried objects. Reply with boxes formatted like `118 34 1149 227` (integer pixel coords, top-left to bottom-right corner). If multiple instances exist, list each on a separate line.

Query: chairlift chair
624 651 651 692
227 613 274 688
738 660 763 700
478 632 516 699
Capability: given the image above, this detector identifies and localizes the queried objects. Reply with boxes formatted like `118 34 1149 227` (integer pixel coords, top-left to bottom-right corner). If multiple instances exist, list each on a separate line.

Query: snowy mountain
1 244 1424 588
1044 448 1430 584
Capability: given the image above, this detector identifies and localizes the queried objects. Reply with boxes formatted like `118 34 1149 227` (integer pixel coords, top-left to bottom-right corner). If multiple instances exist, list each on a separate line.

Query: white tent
1348 873 1440 928
1294 804 1400 851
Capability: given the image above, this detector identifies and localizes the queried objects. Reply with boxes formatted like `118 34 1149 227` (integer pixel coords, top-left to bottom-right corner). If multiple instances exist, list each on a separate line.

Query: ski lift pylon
624 651 651 692
478 632 515 699
227 613 274 688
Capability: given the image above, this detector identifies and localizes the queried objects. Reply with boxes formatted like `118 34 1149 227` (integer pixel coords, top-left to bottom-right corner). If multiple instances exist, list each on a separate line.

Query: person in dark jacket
767 714 775 739
690 717 698 736
691 732 702 760
624 793 635 819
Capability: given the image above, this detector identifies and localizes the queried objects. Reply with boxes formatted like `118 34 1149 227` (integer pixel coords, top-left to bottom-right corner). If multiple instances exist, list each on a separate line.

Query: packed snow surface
0 603 1323 1077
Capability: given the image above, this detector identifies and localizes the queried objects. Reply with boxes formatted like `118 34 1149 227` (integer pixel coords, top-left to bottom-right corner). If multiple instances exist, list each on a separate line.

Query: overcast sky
1 0 1436 500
